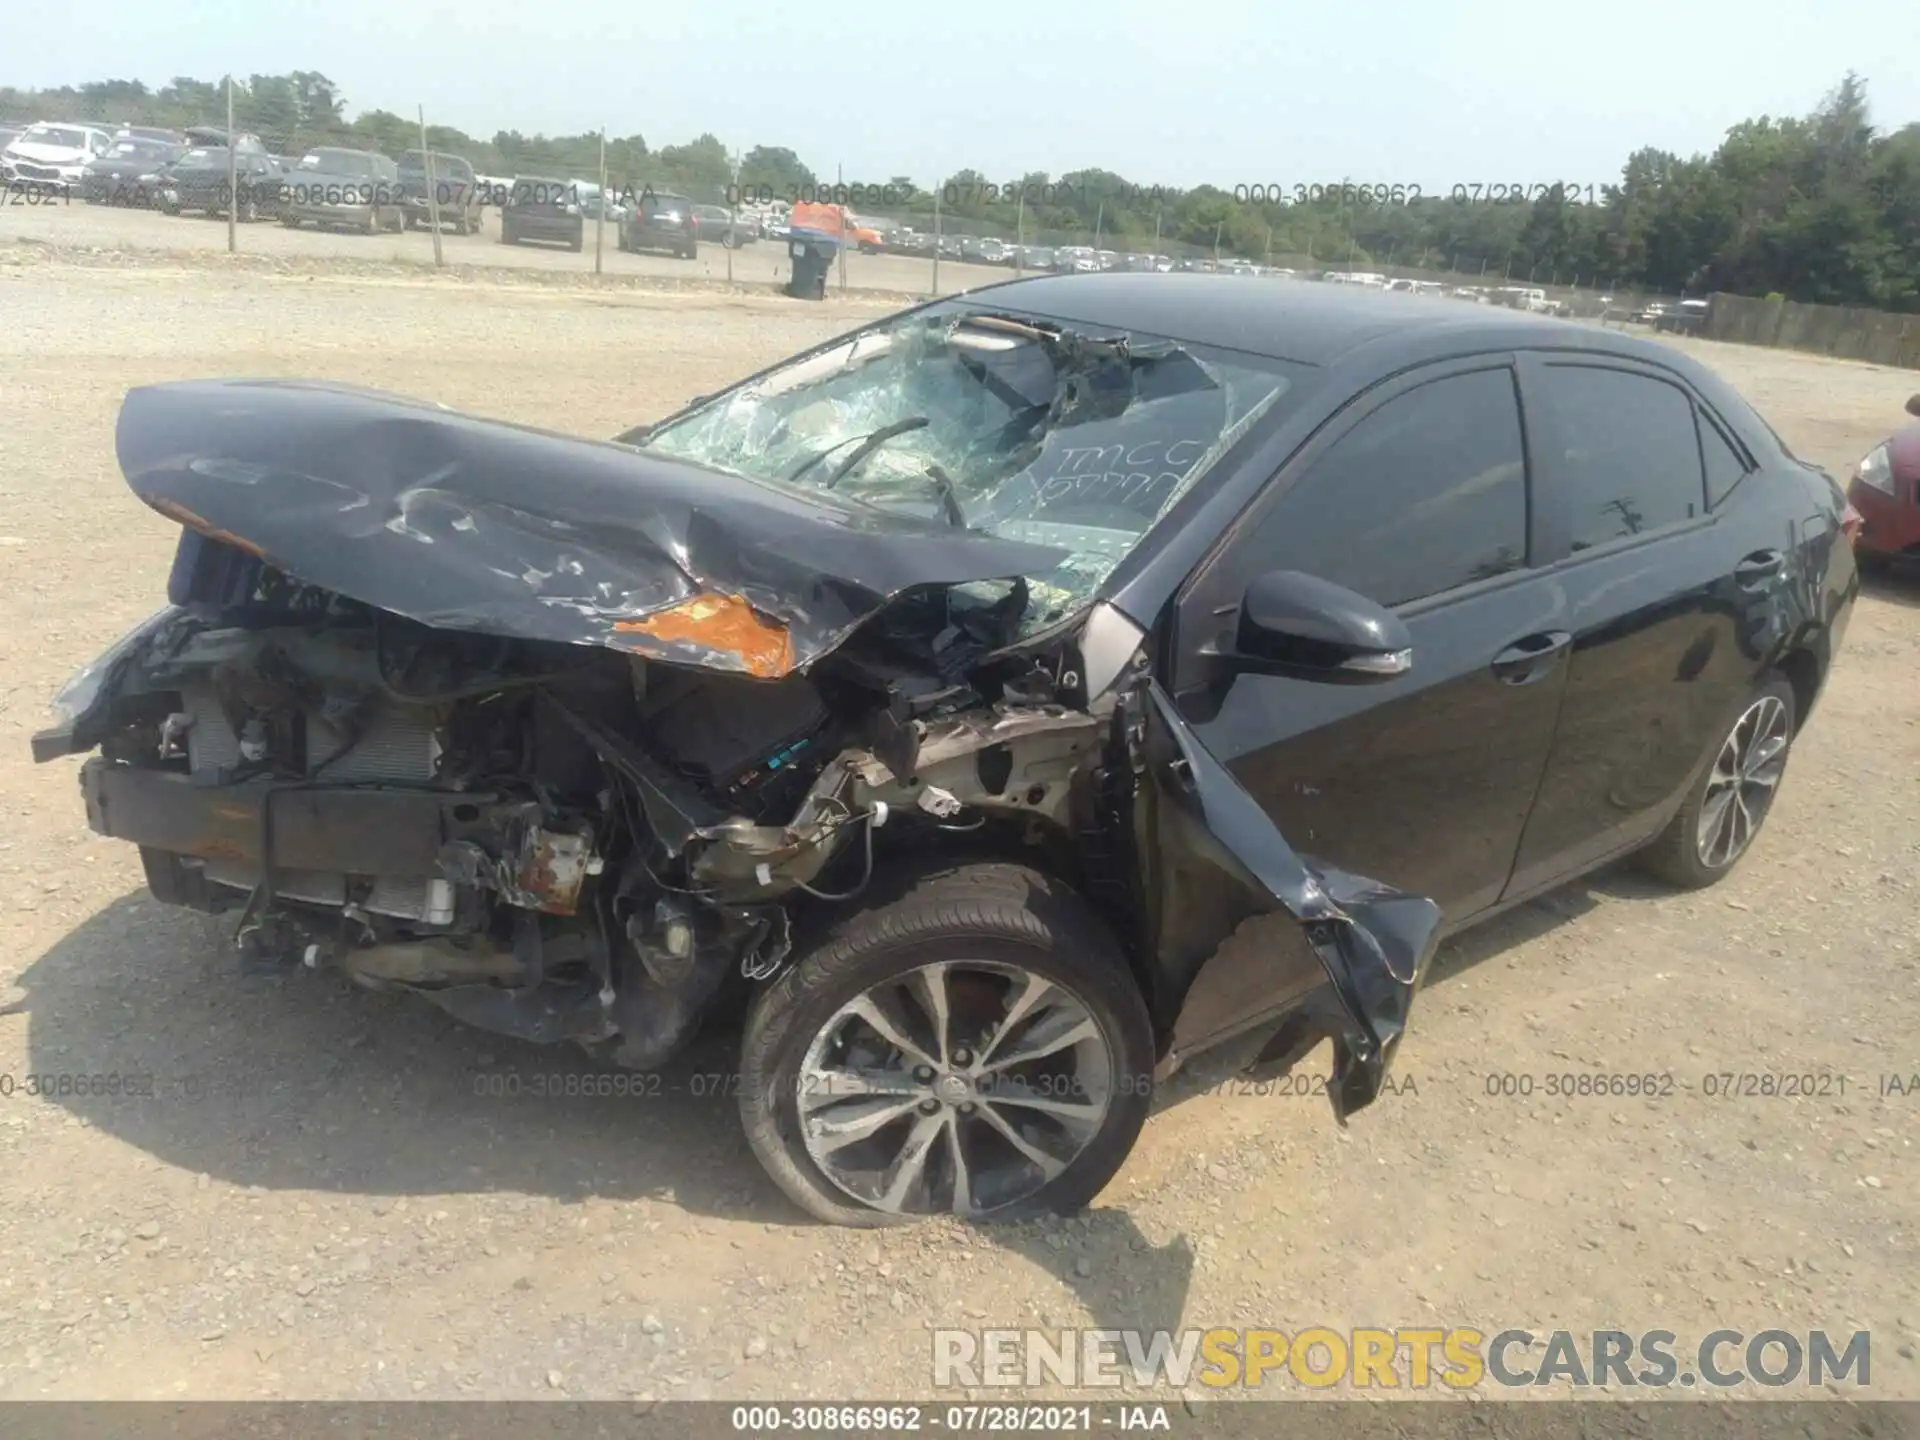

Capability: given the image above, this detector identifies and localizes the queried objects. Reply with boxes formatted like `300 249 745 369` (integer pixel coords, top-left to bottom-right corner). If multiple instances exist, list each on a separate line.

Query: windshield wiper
785 416 931 489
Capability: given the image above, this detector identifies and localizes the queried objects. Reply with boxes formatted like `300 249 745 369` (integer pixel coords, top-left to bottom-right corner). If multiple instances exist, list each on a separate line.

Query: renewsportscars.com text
932 1327 1872 1391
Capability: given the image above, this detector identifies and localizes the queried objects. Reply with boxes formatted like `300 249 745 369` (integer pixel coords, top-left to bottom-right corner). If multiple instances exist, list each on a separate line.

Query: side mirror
1214 569 1412 684
1905 394 1920 419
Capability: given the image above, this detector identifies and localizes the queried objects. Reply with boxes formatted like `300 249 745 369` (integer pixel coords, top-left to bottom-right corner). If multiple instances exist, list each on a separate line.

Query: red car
1848 393 1920 565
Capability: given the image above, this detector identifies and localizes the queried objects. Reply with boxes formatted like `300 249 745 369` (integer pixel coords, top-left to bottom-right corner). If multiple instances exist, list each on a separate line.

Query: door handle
1733 549 1785 589
1491 631 1572 685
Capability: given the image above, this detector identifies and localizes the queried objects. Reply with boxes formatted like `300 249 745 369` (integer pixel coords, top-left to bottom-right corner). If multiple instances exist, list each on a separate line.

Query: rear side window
1539 365 1704 550
1698 412 1750 508
1252 367 1529 607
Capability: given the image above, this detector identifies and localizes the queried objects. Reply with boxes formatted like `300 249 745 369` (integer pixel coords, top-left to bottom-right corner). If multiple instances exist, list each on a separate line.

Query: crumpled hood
116 379 1069 677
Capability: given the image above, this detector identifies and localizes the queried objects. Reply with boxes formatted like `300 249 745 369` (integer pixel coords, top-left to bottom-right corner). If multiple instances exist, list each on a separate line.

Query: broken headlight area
54 539 1121 1069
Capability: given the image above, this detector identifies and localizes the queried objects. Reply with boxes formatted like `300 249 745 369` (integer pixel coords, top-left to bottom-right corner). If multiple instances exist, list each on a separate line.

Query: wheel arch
1774 644 1823 727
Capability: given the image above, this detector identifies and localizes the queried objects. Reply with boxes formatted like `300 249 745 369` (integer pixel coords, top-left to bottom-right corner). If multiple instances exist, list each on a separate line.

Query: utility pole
418 106 443 267
1093 199 1104 252
1213 219 1222 264
932 183 941 295
837 163 847 296
1015 191 1025 276
594 129 606 275
225 76 237 254
726 148 739 285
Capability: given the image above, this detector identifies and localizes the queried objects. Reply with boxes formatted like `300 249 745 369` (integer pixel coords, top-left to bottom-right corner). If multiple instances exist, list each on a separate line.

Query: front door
1168 359 1567 927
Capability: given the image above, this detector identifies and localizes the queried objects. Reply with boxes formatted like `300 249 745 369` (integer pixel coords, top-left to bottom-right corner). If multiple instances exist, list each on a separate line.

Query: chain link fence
8 83 1688 319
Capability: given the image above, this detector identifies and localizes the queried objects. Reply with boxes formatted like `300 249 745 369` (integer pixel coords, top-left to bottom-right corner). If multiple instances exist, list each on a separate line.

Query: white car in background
2 121 114 190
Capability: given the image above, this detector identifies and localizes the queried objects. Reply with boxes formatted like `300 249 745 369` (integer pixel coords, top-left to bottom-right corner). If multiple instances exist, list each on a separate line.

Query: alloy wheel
796 961 1115 1217
1695 694 1790 869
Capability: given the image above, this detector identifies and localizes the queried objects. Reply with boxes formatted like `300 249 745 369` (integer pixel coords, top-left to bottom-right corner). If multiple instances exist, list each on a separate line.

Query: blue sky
9 0 1916 189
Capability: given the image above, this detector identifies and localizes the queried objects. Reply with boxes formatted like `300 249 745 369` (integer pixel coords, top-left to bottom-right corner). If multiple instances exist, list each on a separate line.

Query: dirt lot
0 244 1915 1405
0 193 1003 298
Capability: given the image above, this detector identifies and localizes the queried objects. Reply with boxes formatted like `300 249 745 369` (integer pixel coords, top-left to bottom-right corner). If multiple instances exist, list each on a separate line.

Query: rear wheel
1636 674 1796 889
739 863 1154 1227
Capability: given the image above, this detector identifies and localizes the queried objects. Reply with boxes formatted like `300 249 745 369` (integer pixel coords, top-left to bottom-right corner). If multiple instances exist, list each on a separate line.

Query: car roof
958 272 1667 368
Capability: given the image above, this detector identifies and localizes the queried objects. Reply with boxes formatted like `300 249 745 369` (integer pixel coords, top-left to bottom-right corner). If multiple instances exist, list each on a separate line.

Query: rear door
1168 357 1567 926
1500 354 1783 898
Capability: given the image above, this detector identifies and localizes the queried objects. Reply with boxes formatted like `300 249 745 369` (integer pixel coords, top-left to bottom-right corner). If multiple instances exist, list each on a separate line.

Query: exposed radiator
181 684 441 783
182 683 450 923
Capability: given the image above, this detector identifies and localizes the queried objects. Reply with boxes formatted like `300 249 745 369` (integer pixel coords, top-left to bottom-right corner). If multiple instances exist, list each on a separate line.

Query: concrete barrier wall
1706 293 1920 369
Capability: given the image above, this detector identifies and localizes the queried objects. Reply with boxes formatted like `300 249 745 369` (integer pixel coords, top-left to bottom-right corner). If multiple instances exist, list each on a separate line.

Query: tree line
3 71 1914 309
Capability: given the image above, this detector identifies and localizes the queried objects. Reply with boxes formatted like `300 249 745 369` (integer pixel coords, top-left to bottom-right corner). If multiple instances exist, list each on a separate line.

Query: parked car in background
1016 244 1055 269
114 125 186 146
81 135 184 204
46 277 1857 1227
1845 392 1920 566
618 190 697 257
1655 298 1711 335
181 126 268 153
279 148 404 233
396 150 482 234
574 182 629 229
2 121 114 192
691 203 755 248
160 146 284 221
500 175 584 252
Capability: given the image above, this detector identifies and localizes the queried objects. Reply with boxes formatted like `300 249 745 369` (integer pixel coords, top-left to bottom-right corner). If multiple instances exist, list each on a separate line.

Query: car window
1241 367 1529 608
1698 411 1750 508
1539 365 1704 550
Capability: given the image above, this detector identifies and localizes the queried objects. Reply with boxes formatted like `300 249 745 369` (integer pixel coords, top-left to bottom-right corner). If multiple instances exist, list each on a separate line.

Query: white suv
2 122 113 191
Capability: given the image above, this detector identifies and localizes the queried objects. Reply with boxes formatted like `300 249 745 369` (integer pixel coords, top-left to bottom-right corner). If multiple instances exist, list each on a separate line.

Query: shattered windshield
639 303 1302 637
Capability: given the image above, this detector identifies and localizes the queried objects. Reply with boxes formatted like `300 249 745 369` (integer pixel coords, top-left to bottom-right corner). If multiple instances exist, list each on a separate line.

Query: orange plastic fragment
612 592 795 677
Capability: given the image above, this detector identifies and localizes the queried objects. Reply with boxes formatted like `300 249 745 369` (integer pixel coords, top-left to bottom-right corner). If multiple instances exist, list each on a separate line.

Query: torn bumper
78 758 463 877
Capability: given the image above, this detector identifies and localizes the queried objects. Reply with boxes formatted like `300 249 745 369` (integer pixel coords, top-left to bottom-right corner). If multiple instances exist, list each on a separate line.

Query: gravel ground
0 250 1915 1403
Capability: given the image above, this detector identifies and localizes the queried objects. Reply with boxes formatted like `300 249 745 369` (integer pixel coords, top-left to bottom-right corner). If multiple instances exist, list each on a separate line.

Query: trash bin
784 230 838 300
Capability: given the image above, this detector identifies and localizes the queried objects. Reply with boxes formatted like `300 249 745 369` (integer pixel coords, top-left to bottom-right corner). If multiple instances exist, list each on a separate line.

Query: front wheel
1635 674 1796 889
739 863 1154 1227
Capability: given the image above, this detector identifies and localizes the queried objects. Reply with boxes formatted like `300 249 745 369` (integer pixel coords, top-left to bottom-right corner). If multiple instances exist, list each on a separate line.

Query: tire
738 862 1154 1227
363 208 379 236
281 215 299 228
569 233 584 253
1635 674 1797 889
499 225 515 247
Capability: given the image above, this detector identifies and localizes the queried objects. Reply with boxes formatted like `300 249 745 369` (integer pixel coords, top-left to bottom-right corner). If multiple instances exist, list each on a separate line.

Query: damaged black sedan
35 276 1856 1225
